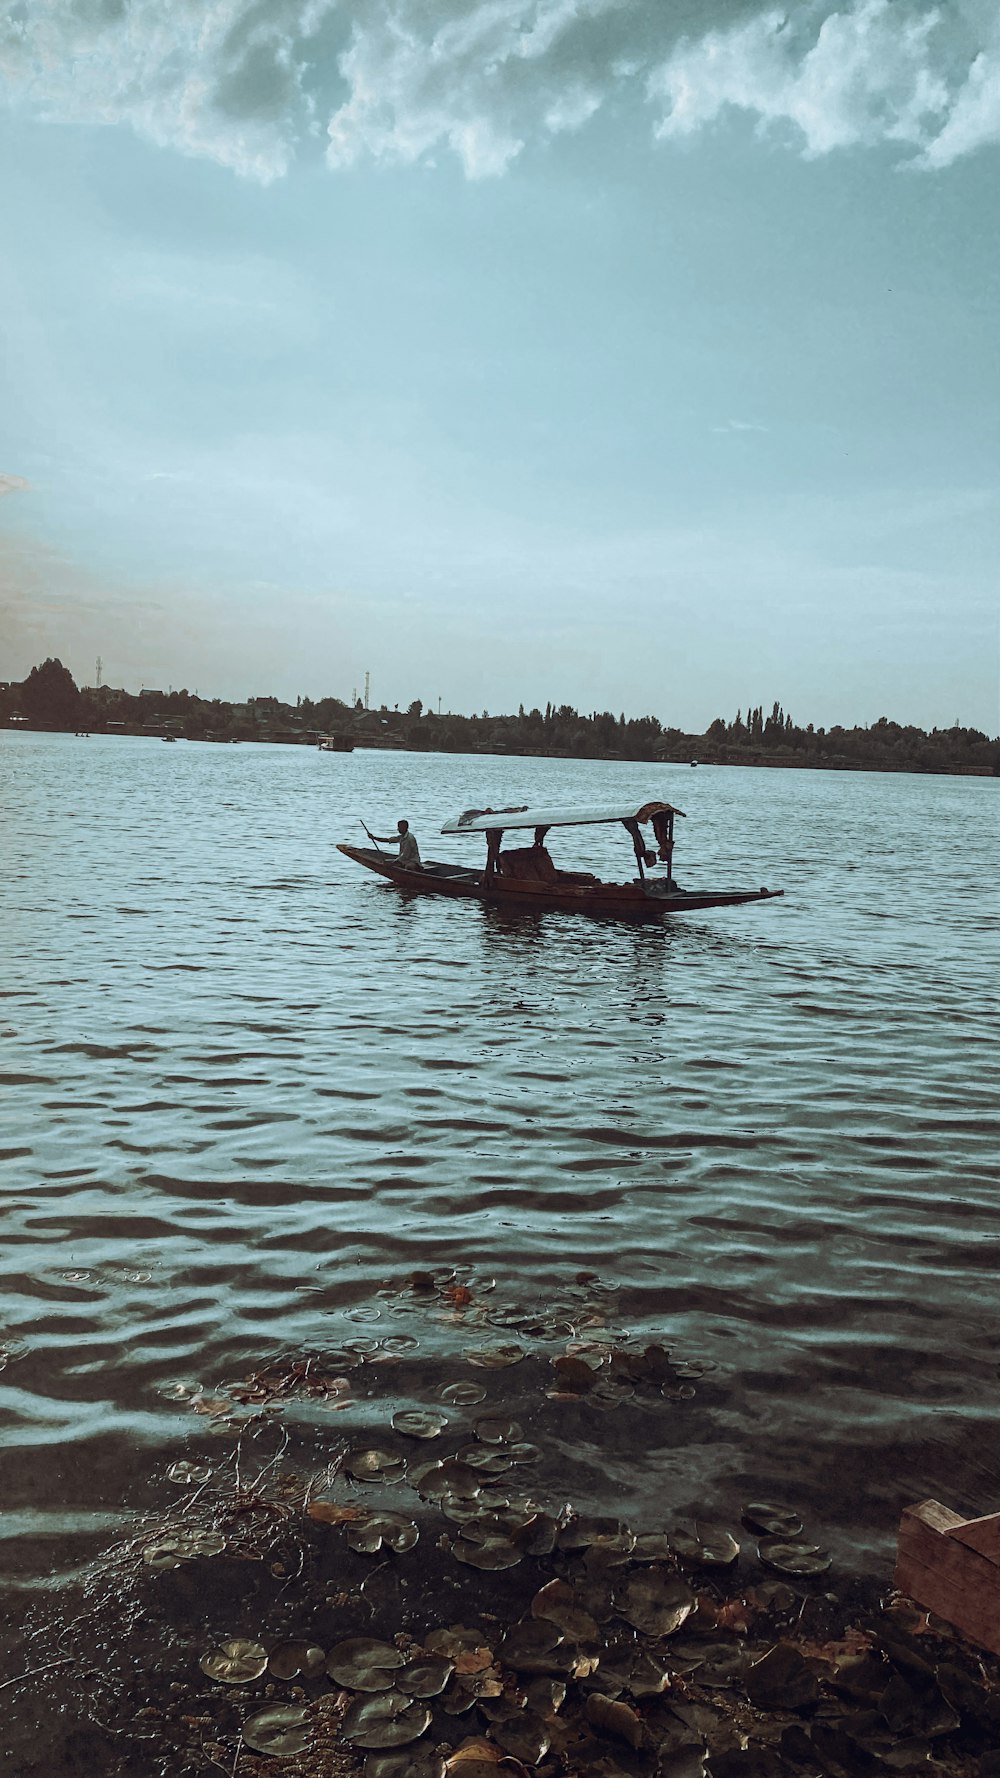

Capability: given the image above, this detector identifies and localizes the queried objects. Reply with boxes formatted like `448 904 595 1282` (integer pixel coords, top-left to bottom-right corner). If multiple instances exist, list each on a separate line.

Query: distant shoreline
3 719 996 779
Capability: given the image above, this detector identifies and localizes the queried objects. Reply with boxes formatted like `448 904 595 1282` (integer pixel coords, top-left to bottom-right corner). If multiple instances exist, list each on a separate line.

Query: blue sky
1 0 998 730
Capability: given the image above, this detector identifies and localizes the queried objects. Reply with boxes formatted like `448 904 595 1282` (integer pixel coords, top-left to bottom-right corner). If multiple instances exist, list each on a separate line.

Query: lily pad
741 1502 804 1538
167 1460 212 1484
344 1448 407 1483
453 1533 522 1570
438 1382 488 1406
268 1641 326 1680
143 1530 225 1570
200 1639 268 1684
241 1705 311 1756
531 1579 600 1644
343 1691 432 1749
327 1638 406 1691
464 1345 525 1369
367 1754 446 1778
758 1536 832 1575
396 1656 454 1698
474 1416 523 1444
745 1642 820 1711
411 1460 482 1500
392 1410 449 1439
492 1712 551 1764
347 1510 419 1554
670 1521 740 1566
615 1569 695 1637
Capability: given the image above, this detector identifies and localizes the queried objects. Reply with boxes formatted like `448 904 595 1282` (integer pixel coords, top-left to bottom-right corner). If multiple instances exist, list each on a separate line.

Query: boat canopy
441 799 685 836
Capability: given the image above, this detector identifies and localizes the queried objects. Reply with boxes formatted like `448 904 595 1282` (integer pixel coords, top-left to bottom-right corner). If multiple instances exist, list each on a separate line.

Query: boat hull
336 845 782 919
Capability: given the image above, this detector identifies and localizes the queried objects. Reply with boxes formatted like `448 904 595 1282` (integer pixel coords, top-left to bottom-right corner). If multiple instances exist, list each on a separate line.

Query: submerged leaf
367 1753 446 1778
347 1510 419 1554
396 1656 454 1698
474 1416 523 1445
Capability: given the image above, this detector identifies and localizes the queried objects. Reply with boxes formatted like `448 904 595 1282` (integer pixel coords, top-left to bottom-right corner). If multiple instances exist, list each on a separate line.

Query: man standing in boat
367 819 421 870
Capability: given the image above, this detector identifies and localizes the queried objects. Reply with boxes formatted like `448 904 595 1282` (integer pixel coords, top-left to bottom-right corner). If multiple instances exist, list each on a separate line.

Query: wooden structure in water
895 1499 1000 1657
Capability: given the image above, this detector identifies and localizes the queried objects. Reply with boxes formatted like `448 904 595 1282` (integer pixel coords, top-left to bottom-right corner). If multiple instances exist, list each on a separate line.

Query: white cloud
0 0 997 178
0 473 31 496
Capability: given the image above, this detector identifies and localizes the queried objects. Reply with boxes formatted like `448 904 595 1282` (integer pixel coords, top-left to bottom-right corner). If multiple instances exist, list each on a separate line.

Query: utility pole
364 671 370 712
96 656 103 690
438 696 442 716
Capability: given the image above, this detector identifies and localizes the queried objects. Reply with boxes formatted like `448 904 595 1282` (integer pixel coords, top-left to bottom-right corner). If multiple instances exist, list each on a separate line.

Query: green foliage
3 659 997 775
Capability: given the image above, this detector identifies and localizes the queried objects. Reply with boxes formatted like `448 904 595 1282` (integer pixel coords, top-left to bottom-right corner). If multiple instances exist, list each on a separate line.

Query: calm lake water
2 731 999 1620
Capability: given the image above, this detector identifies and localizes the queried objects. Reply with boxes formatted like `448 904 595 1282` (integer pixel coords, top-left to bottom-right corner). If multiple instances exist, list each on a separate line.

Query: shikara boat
337 800 783 920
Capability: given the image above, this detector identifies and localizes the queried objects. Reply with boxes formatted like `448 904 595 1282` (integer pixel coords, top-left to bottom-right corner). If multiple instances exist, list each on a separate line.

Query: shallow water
2 731 999 1604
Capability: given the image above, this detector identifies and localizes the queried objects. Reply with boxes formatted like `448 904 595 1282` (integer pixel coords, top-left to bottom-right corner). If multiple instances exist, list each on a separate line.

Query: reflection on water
2 731 999 1621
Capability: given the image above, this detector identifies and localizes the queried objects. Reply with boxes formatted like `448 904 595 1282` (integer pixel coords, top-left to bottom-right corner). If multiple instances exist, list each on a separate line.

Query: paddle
361 821 384 853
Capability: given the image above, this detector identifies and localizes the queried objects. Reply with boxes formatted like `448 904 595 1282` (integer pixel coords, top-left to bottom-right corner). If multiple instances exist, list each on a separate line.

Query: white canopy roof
441 799 684 836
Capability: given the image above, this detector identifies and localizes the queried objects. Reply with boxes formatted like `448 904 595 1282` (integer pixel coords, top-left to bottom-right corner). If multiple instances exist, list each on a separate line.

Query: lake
2 731 999 1759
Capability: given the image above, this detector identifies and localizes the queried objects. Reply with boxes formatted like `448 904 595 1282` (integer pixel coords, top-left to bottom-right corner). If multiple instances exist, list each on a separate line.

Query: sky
0 0 998 732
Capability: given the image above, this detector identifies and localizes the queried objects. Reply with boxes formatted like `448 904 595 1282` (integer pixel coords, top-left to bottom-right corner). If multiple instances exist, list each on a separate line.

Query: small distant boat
318 734 355 753
338 799 783 921
162 734 177 743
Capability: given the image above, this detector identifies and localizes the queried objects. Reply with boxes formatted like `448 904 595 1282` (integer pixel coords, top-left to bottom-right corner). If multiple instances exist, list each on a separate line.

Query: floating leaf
559 1517 635 1557
615 1569 695 1637
492 1712 550 1764
343 1692 432 1749
143 1529 225 1570
758 1536 831 1575
367 1753 446 1778
551 1355 597 1392
344 1448 407 1483
411 1460 482 1500
531 1579 599 1644
464 1346 525 1369
200 1639 268 1684
438 1382 488 1406
741 1503 803 1538
392 1410 449 1439
585 1693 646 1750
161 1381 195 1400
267 1640 326 1680
670 1522 740 1567
241 1705 311 1756
474 1416 523 1445
327 1638 406 1691
453 1534 522 1570
397 1656 454 1698
498 1621 564 1673
347 1510 419 1554
167 1460 212 1485
456 1445 514 1476
425 1626 491 1660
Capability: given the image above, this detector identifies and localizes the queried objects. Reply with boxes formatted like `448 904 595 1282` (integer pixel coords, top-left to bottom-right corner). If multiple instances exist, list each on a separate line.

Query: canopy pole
484 829 503 882
624 819 645 880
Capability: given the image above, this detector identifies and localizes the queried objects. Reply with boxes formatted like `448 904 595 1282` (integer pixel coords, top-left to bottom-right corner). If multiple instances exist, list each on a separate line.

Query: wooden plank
895 1500 1000 1658
950 1511 1000 1562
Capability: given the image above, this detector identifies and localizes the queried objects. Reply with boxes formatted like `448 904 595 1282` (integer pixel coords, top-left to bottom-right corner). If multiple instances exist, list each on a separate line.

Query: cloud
0 473 31 496
0 0 998 178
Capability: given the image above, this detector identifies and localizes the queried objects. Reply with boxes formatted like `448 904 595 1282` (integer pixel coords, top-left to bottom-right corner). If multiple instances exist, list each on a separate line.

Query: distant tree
407 698 423 718
20 658 81 726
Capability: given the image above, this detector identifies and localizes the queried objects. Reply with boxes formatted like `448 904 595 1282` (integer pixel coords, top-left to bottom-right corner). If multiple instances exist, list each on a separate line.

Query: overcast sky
1 0 998 729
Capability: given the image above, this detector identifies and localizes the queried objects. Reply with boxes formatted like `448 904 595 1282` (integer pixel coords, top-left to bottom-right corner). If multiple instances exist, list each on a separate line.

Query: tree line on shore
2 657 997 775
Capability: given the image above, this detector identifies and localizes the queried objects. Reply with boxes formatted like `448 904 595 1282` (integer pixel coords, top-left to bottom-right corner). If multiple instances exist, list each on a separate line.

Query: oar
361 821 384 853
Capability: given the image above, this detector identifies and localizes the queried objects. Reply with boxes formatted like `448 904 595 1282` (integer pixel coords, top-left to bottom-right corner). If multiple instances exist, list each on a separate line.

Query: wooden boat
337 799 783 920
